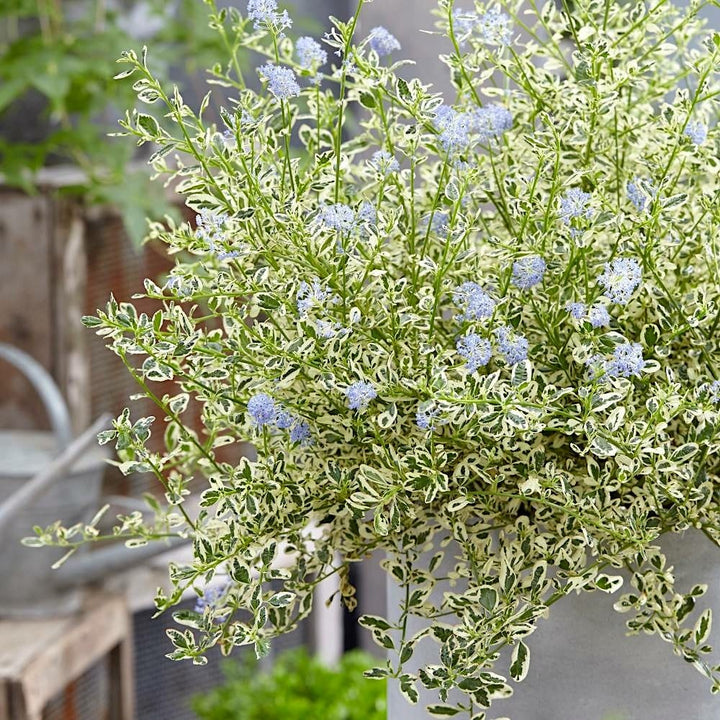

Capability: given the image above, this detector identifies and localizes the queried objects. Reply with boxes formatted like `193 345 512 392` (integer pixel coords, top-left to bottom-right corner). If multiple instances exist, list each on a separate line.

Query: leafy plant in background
27 0 720 716
0 0 230 242
192 647 386 720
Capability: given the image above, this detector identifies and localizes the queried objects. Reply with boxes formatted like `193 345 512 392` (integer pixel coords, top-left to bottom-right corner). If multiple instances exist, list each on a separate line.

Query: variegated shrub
34 0 720 716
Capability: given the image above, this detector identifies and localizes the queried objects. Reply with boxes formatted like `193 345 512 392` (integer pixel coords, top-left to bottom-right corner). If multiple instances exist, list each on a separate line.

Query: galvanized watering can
0 343 185 617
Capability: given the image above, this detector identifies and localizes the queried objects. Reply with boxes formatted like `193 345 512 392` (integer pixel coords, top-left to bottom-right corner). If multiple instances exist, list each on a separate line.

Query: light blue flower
559 188 593 225
297 278 331 316
478 7 512 45
296 36 327 71
473 105 512 142
456 334 492 372
357 201 377 226
345 382 377 410
434 105 473 152
248 393 277 426
566 301 586 320
367 26 401 57
685 121 707 146
318 203 356 233
289 419 311 444
598 257 642 305
626 177 655 213
247 0 291 30
258 63 301 99
370 150 400 175
605 343 645 378
494 326 528 365
512 255 546 289
588 304 611 328
454 282 496 322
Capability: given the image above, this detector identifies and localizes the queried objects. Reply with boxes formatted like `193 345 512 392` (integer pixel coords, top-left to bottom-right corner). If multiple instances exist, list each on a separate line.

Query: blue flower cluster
597 257 642 304
565 302 611 328
345 381 377 410
451 7 513 45
367 26 401 57
477 7 512 45
194 580 230 617
586 343 646 381
494 325 529 365
454 282 496 322
247 0 291 31
247 393 311 443
685 121 707 146
456 334 492 372
474 105 513 143
370 150 400 175
605 343 646 378
626 177 656 212
196 211 240 260
258 63 301 100
318 203 357 233
296 36 327 72
297 278 332 316
512 255 546 289
247 393 276 426
433 104 512 152
559 188 593 225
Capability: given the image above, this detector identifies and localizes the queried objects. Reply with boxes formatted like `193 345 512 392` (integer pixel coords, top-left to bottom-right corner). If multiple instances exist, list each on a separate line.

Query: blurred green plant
192 648 387 720
0 0 228 243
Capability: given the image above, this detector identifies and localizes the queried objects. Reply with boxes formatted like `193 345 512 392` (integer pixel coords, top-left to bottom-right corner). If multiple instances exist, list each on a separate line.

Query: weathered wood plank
0 593 132 720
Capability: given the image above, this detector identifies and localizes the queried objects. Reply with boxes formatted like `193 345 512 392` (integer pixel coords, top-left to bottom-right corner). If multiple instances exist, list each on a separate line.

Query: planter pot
387 530 720 719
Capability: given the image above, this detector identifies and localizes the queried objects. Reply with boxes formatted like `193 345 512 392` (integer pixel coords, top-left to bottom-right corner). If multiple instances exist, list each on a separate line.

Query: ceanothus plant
34 0 720 716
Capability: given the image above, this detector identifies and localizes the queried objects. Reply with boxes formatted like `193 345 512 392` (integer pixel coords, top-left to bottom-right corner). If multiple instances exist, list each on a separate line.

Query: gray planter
387 531 720 719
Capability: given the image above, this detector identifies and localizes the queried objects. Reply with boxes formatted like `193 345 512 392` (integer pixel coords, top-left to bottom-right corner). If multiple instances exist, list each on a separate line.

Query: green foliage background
192 648 387 720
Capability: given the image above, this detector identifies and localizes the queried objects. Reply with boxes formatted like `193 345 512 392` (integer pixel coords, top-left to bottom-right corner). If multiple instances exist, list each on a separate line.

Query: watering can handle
0 343 74 449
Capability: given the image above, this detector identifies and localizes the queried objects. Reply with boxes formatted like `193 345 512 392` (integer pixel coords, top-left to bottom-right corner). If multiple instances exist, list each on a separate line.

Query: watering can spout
53 535 190 589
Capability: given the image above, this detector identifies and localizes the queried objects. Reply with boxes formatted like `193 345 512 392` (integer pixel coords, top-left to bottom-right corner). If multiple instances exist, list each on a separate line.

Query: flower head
626 177 655 213
685 121 707 146
478 7 512 45
559 188 593 225
247 0 291 30
367 26 401 57
315 319 340 338
370 150 400 175
357 201 377 226
345 381 377 410
454 282 496 322
605 343 645 378
296 36 327 72
703 380 720 404
247 393 277 426
258 63 301 99
297 278 331 316
416 403 440 431
434 105 473 152
289 419 311 444
598 257 642 304
512 255 546 289
456 334 492 372
318 203 356 233
566 301 586 320
494 326 529 365
588 304 611 328
473 105 513 143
